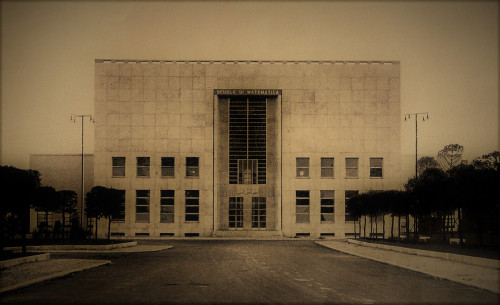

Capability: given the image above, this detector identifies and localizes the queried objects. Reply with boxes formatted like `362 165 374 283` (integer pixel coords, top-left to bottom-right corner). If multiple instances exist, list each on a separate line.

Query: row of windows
112 190 200 223
295 190 360 223
112 157 383 180
296 157 383 179
112 157 199 178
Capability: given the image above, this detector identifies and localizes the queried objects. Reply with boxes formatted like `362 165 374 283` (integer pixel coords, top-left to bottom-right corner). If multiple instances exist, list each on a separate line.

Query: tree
33 186 58 237
417 156 439 176
0 166 41 254
472 151 500 171
85 186 123 240
437 144 464 172
57 190 78 239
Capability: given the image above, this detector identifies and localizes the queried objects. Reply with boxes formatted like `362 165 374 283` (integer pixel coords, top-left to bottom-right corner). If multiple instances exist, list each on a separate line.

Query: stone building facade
94 59 401 238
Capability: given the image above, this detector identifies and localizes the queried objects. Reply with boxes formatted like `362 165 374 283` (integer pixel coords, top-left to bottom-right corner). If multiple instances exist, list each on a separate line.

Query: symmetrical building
92 59 401 238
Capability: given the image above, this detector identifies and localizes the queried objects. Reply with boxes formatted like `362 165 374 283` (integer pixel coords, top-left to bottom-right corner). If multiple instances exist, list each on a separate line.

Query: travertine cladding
94 60 401 238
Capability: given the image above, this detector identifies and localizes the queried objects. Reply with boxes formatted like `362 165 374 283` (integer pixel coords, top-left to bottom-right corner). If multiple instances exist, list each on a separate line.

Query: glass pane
321 199 334 206
162 167 174 177
346 168 358 178
186 167 199 177
321 190 334 198
185 190 199 197
296 168 309 177
113 167 125 177
160 214 174 223
321 158 333 167
112 157 125 166
296 206 310 214
136 198 149 205
370 158 383 167
137 167 150 177
136 213 149 223
161 157 174 166
185 214 199 221
296 158 309 167
186 157 199 166
345 190 359 199
346 158 358 168
186 199 199 206
296 199 310 206
296 190 309 198
137 157 150 166
370 168 383 177
321 214 335 222
321 207 334 213
136 206 149 213
321 168 333 178
186 206 199 213
136 190 149 197
161 190 175 197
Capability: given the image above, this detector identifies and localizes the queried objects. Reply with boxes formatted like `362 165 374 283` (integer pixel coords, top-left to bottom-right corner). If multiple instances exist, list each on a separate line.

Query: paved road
1 240 498 304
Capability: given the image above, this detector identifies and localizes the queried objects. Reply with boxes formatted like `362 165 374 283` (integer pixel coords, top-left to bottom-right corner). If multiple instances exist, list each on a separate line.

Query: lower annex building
93 59 402 238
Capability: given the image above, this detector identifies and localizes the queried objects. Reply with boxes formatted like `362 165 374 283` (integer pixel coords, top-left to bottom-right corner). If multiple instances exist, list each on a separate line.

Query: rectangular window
36 212 53 228
186 157 199 177
135 190 150 223
296 190 310 223
321 158 334 178
229 97 267 185
185 190 199 221
370 158 383 178
112 157 125 177
229 197 243 229
160 190 175 223
238 159 258 184
137 157 150 177
111 190 125 222
320 190 335 222
161 157 175 177
345 158 359 178
345 190 359 221
296 158 310 178
252 197 266 229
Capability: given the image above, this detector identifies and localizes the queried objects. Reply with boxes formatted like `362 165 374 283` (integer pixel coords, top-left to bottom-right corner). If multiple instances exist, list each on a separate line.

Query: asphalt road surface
1 240 498 304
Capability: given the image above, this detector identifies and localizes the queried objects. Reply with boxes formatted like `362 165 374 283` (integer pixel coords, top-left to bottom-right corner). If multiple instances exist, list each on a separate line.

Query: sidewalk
316 239 500 294
0 244 172 294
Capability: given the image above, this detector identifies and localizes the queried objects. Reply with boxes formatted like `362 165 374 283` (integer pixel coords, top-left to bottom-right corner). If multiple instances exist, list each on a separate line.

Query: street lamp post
404 112 429 178
71 114 94 228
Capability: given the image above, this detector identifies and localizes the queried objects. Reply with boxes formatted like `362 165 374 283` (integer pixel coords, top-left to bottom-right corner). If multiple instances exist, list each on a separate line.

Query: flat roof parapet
95 59 400 65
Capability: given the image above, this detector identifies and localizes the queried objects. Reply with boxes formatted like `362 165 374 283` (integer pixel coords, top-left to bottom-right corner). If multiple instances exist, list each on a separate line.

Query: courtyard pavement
316 239 500 294
1 239 498 303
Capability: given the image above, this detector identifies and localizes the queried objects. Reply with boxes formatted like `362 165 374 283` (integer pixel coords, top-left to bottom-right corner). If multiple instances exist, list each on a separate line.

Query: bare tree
437 144 464 172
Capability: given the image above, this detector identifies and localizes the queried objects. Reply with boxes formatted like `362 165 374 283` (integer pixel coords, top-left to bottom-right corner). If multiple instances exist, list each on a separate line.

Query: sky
1 1 498 182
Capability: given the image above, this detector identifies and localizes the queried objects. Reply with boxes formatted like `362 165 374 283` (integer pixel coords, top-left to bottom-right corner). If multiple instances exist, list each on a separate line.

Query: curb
0 253 50 269
0 260 111 294
347 239 500 269
5 241 137 252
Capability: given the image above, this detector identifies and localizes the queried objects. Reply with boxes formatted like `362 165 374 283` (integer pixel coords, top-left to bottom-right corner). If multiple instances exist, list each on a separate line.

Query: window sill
160 176 175 179
184 221 200 223
345 177 359 179
320 177 334 179
295 177 310 179
136 176 151 178
369 177 383 179
112 176 126 178
185 176 200 179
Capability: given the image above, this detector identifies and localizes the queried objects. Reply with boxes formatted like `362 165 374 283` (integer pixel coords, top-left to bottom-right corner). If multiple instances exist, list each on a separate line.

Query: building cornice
95 59 399 65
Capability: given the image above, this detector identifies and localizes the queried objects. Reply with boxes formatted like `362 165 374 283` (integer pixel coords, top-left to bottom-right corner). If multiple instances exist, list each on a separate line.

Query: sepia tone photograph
0 1 498 304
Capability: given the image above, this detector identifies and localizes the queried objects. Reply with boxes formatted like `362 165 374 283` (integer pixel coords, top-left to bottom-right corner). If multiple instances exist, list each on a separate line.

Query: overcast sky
1 1 498 182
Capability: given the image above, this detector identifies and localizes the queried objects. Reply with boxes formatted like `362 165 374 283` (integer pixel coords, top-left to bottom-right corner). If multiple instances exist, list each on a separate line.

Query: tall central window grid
229 97 267 184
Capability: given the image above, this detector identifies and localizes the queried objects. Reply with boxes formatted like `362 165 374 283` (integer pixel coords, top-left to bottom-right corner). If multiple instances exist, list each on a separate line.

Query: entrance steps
213 230 282 238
